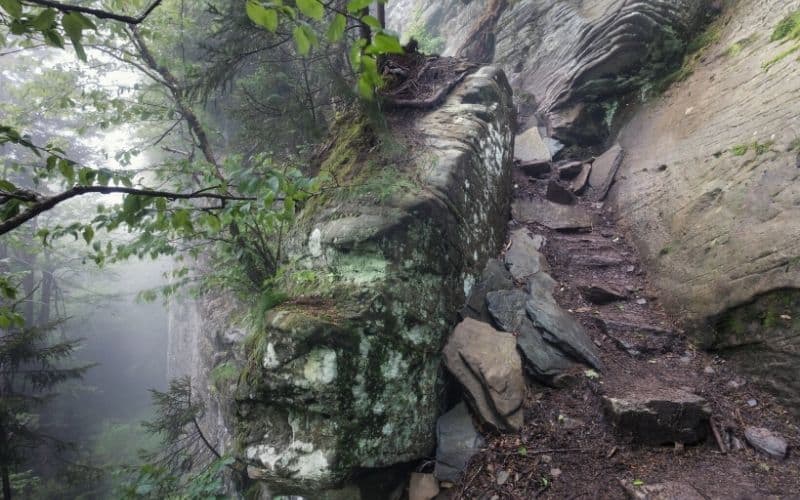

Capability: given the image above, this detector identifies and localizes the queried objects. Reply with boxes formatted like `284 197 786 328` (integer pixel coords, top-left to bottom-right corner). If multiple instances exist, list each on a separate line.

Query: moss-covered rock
232 66 514 494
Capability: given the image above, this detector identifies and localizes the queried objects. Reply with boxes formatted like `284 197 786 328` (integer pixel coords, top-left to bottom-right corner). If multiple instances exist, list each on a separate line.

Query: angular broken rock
409 473 440 500
744 427 788 459
519 159 551 179
578 284 627 304
588 143 624 201
620 480 705 500
504 229 548 281
515 127 552 164
558 161 584 180
546 180 577 205
512 198 594 231
463 259 513 322
435 402 485 483
443 319 525 432
526 283 603 370
602 388 711 445
570 163 592 194
486 289 575 382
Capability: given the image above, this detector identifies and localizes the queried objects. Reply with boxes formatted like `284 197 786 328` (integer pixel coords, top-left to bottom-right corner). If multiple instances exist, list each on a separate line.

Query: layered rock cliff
171 65 515 495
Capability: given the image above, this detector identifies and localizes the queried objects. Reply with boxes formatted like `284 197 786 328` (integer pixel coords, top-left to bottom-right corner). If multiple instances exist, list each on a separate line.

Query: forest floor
450 156 800 499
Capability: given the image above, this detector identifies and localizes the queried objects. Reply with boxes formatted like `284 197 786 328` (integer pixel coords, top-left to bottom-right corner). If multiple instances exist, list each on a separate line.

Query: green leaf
41 28 64 48
246 1 278 32
632 480 645 487
326 13 346 42
368 32 403 55
357 73 374 99
361 15 381 29
58 159 75 183
296 0 324 20
0 179 16 192
0 0 21 19
82 225 94 244
346 0 372 13
62 12 89 60
31 9 57 30
293 25 311 55
518 446 528 456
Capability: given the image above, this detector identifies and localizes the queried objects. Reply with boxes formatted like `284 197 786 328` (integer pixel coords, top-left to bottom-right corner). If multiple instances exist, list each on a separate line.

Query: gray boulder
504 229 548 281
744 427 788 459
434 402 485 483
603 388 711 445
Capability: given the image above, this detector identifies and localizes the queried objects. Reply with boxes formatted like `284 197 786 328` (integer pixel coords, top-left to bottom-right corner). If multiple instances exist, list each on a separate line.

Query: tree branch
22 0 163 25
0 186 256 236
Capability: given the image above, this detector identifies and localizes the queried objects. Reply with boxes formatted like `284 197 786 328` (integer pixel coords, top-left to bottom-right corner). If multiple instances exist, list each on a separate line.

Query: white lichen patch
303 348 337 384
308 228 323 257
381 351 406 379
246 441 331 481
463 274 476 297
262 342 280 369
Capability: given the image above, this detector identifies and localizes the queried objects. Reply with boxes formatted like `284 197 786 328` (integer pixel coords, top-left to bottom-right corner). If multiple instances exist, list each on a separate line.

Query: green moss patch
771 11 800 42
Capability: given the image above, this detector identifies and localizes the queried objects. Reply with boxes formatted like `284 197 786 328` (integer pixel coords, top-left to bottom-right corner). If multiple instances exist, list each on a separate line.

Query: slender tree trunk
1 463 10 500
377 3 386 29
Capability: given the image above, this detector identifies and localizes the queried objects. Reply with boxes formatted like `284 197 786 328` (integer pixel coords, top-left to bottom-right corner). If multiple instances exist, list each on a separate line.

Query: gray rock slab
434 402 485 483
578 284 627 304
518 159 551 178
570 164 592 194
546 180 577 205
512 198 594 231
588 143 624 201
526 285 603 370
603 388 711 445
486 289 575 382
443 319 525 432
463 258 514 322
558 161 584 180
744 427 788 459
621 480 705 500
504 229 548 281
515 127 552 164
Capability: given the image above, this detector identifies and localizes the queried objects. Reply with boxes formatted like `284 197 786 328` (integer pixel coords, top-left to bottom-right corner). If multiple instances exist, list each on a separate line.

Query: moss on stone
771 10 800 42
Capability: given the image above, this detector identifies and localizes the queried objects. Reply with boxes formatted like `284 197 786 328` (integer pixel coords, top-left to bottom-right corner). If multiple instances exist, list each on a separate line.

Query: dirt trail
454 153 800 499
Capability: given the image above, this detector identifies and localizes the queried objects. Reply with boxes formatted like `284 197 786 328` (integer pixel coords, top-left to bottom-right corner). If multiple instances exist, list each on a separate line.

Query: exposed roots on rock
379 53 478 111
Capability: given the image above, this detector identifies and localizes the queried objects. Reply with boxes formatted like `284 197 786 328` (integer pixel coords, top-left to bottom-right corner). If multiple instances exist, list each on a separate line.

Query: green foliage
724 34 758 57
116 456 233 500
0 3 96 60
403 7 444 54
246 0 401 99
729 140 774 157
771 10 800 42
651 22 720 94
762 10 800 70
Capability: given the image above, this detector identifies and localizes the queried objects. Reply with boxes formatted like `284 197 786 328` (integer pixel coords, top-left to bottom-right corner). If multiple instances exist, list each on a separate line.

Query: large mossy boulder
235 66 514 493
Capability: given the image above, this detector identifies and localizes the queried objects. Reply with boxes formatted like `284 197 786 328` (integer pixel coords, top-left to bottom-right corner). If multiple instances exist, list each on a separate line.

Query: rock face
389 0 715 144
603 388 711 445
443 319 525 431
607 2 800 413
176 67 514 494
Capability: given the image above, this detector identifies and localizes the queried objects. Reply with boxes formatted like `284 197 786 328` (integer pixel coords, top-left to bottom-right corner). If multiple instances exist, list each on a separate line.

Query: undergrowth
763 10 800 70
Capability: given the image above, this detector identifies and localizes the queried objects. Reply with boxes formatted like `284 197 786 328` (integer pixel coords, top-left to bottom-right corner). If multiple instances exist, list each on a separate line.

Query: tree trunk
377 3 386 29
1 464 10 500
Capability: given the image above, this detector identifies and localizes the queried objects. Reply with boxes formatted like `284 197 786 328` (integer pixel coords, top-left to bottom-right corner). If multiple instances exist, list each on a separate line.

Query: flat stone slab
603 388 711 445
443 319 525 432
526 282 603 370
435 402 485 483
487 289 575 382
620 480 705 500
578 283 627 304
546 180 577 205
515 127 552 164
570 163 592 194
588 143 624 201
518 159 551 178
504 229 548 281
558 161 584 180
512 198 594 231
745 427 788 459
463 258 514 322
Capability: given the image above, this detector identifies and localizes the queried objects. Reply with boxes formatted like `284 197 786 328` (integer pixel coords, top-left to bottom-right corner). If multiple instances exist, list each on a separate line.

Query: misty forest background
0 0 412 497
